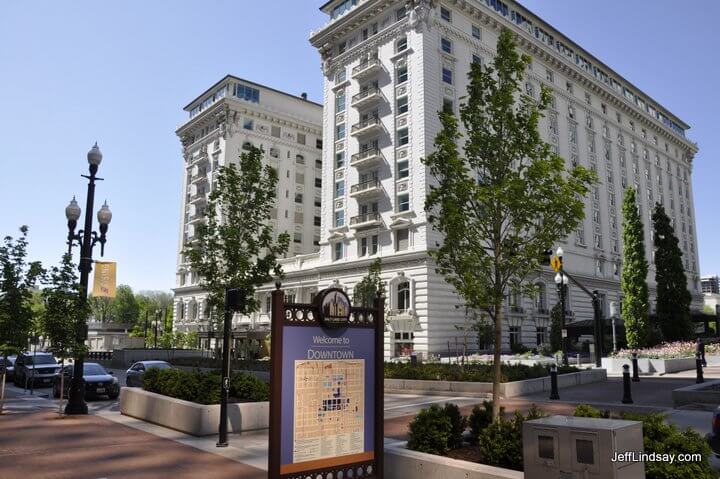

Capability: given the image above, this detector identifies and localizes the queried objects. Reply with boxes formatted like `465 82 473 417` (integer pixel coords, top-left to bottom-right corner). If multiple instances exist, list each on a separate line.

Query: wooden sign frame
269 283 384 479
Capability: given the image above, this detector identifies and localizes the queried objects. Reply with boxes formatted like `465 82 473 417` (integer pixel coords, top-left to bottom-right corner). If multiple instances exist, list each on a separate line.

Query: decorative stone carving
408 0 434 31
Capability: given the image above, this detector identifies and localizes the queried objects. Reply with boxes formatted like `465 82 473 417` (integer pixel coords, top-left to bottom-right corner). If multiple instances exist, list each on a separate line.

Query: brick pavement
0 411 266 479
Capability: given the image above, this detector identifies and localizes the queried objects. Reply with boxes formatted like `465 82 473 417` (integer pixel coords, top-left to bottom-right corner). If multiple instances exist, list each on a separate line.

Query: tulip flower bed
610 341 720 360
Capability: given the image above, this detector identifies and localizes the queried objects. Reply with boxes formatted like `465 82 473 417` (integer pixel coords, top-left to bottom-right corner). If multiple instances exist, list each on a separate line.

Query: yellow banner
92 261 117 298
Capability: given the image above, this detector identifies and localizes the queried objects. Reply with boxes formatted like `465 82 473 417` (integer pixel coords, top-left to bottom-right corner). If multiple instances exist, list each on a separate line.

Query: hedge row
141 367 269 405
384 362 578 382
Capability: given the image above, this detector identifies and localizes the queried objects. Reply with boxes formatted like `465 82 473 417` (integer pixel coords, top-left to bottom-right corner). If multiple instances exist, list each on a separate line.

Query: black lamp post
64 143 112 415
554 247 569 366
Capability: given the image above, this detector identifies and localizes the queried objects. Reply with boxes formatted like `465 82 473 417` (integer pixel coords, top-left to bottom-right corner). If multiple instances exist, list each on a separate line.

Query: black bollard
696 352 705 384
631 352 640 382
621 364 633 404
410 352 417 367
549 364 560 400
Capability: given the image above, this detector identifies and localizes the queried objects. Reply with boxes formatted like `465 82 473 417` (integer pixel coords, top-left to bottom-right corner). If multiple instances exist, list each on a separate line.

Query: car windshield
147 363 170 370
25 355 57 366
84 364 107 375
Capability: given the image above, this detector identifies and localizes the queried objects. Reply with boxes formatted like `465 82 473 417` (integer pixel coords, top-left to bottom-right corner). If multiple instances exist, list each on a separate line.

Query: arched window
178 303 185 320
535 283 547 312
189 301 198 320
397 281 410 311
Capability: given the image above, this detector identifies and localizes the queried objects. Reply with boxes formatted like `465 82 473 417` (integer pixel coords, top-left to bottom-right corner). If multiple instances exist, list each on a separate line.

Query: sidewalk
0 411 266 479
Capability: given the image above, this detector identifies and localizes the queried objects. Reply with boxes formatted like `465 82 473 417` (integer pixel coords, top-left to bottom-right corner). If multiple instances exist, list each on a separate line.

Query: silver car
125 360 171 387
13 352 60 388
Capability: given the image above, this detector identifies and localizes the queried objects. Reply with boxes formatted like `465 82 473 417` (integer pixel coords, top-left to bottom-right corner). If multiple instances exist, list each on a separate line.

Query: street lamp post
554 247 569 366
64 143 112 415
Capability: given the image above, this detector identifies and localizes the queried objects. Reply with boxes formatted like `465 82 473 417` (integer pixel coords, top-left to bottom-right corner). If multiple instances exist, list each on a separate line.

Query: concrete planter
602 357 695 375
384 369 606 398
672 380 720 407
385 443 523 479
119 387 269 436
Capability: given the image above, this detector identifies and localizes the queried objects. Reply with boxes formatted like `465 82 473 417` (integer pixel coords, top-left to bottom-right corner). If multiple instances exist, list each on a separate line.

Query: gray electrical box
523 415 644 479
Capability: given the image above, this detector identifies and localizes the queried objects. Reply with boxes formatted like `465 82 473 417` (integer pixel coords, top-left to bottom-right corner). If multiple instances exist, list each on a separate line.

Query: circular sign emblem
316 288 352 329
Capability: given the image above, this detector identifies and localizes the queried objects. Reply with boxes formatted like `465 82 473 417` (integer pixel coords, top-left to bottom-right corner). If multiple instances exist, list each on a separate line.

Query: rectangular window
314 178 322 188
293 233 302 244
396 36 408 53
472 25 481 39
297 133 306 145
398 159 409 178
295 193 303 204
334 242 344 260
316 139 323 149
334 210 345 227
336 124 346 140
441 37 452 54
545 69 554 83
442 67 453 85
243 118 254 130
335 151 345 169
443 98 454 113
335 181 345 198
397 65 408 83
396 5 407 21
397 96 408 114
336 92 346 113
271 125 281 138
472 54 482 65
397 127 409 146
398 193 410 212
314 216 321 227
441 6 451 22
396 229 409 251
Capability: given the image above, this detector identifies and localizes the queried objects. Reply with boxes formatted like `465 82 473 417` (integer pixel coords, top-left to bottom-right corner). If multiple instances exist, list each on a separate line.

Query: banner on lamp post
92 261 117 298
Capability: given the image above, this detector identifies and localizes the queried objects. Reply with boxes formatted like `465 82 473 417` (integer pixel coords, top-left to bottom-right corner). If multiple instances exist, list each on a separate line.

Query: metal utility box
523 415 644 479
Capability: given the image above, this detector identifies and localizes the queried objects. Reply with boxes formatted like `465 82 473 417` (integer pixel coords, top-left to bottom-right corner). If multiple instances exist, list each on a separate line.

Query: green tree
88 295 114 323
186 146 290 325
41 254 88 411
422 29 594 418
652 203 692 341
621 188 650 348
112 285 139 324
0 226 44 414
353 258 385 307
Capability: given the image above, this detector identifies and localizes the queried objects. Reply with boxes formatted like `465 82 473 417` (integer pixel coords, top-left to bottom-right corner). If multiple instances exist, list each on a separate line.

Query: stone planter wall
119 387 269 436
601 357 696 374
384 369 606 398
672 380 720 407
111 349 205 369
385 443 523 479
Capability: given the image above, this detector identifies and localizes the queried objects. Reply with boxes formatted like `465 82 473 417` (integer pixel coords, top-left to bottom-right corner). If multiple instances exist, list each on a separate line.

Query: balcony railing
350 212 381 226
351 117 382 136
352 57 382 78
350 148 383 167
350 179 381 195
351 87 382 107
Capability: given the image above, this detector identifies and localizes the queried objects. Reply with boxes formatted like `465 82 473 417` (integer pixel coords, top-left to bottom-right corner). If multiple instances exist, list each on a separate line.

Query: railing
190 192 207 201
87 351 113 361
536 307 550 315
351 117 381 133
350 179 381 194
350 212 380 225
352 57 381 76
351 148 382 164
510 306 525 314
351 87 381 104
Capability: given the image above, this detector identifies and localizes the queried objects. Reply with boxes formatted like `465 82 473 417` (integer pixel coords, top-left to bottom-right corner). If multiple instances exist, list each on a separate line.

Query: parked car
13 352 60 388
125 360 171 387
53 362 119 400
707 406 720 456
0 356 16 382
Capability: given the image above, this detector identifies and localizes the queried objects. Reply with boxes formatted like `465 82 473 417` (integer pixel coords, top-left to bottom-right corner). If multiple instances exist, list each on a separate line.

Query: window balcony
350 148 384 169
189 154 209 167
187 213 205 225
350 212 382 229
189 192 208 204
351 117 382 138
351 87 383 109
191 168 208 185
349 179 382 199
352 57 382 80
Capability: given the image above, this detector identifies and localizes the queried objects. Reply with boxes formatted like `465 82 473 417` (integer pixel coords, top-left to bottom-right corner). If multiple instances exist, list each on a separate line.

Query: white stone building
172 76 323 351
251 0 701 359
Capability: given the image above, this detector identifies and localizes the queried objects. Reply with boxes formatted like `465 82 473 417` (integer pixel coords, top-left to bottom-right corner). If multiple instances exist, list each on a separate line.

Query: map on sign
293 359 365 463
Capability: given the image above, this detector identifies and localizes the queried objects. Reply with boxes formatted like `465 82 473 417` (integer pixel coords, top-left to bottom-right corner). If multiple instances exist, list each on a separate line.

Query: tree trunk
0 354 6 415
58 358 65 415
492 298 504 419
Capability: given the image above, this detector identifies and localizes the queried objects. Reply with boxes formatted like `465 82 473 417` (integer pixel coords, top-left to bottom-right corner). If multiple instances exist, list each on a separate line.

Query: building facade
702 275 719 294
252 0 701 359
172 76 323 351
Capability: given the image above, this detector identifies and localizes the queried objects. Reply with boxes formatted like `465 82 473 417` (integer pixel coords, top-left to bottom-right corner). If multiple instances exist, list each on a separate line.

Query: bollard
549 364 560 400
410 352 417 367
621 364 633 404
631 352 640 382
696 352 705 384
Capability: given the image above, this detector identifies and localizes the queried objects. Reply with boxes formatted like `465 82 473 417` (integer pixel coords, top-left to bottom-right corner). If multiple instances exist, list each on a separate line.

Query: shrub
407 404 454 455
468 401 504 444
477 406 546 471
230 373 269 402
572 404 609 419
384 362 578 383
443 403 467 448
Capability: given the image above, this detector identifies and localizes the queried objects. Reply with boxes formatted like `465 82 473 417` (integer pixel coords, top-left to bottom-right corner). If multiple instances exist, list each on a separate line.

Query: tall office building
173 76 323 350
702 276 720 295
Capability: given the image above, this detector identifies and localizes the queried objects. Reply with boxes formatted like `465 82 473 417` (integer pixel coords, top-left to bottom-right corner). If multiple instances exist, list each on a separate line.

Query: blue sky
0 1 718 293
